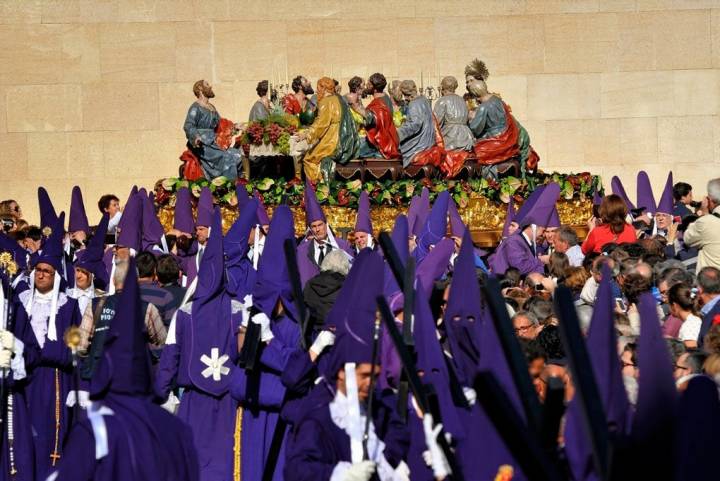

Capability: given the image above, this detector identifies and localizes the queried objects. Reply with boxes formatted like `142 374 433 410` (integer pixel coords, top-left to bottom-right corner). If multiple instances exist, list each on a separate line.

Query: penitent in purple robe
15 292 81 479
155 209 241 481
488 231 543 275
48 259 199 481
231 205 302 481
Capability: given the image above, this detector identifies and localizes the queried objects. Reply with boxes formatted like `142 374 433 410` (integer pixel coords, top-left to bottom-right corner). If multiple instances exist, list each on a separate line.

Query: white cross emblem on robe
200 348 230 381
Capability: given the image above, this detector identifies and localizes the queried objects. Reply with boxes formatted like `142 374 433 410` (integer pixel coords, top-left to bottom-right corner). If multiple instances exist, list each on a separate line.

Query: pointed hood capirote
303 178 326 226
324 249 384 379
173 187 195 234
140 189 166 251
611 175 635 211
254 191 271 226
75 213 110 289
513 184 546 228
564 265 631 481
38 186 58 231
35 212 65 273
448 198 465 237
251 205 298 321
90 257 153 398
196 187 214 227
656 171 674 216
236 183 252 213
636 170 656 215
116 193 142 252
518 183 561 228
188 208 237 396
408 187 430 238
225 199 259 300
501 197 516 238
415 190 449 263
354 190 373 234
69 185 90 234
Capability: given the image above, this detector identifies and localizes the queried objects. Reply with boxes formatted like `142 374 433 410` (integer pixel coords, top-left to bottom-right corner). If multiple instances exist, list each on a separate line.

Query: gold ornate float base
158 196 592 247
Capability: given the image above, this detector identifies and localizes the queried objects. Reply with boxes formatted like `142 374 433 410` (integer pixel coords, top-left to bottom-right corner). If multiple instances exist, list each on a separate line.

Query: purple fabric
502 197 516 238
636 170 657 215
35 212 65 272
304 178 326 225
521 182 560 228
413 187 430 238
254 191 271 226
631 292 677 478
0 231 27 270
488 232 543 275
141 191 165 251
514 185 546 228
673 376 720 480
383 214 409 300
75 213 110 289
611 176 636 211
196 187 214 227
547 206 561 228
253 205 298 320
116 193 142 251
69 185 90 234
236 183 252 212
413 279 464 440
174 187 195 234
656 171 674 215
37 186 58 230
414 190 449 263
593 190 603 206
565 267 631 481
416 238 454 294
189 209 237 396
324 249 384 379
444 229 482 385
225 199 259 300
354 190 373 234
448 197 465 237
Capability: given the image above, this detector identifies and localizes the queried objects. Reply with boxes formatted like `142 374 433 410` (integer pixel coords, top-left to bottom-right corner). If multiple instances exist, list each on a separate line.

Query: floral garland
154 172 602 210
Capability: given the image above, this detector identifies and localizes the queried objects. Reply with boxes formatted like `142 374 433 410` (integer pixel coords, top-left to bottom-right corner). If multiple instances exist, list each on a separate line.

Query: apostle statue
434 76 474 177
283 75 317 125
465 59 539 176
292 77 360 182
248 80 271 122
347 73 400 160
397 80 443 168
182 80 244 180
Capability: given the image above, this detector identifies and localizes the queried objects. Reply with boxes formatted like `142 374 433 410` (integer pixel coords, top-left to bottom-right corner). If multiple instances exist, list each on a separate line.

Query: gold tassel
233 406 243 481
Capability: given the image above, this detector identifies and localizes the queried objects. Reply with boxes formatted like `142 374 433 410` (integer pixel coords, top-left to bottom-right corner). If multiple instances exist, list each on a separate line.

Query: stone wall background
1 0 719 223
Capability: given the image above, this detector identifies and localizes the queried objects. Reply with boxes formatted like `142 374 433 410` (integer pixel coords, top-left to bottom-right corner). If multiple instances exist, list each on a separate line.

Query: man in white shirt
554 226 585 267
684 178 720 271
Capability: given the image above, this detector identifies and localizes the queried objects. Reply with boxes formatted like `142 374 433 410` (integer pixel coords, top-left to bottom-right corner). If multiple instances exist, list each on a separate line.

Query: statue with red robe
348 73 400 160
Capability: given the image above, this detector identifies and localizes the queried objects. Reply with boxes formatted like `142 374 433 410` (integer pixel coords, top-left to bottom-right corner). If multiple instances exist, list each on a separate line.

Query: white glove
0 330 14 352
310 330 335 356
66 390 91 409
161 392 180 414
343 460 376 481
0 350 11 369
251 313 274 343
462 386 477 406
423 414 450 479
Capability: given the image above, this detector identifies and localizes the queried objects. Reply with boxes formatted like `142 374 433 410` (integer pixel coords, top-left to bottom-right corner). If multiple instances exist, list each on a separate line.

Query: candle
285 60 288 86
420 70 424 91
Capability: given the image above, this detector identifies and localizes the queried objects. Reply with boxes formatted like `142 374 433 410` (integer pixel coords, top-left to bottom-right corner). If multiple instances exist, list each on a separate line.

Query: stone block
215 21 287 82
0 25 64 84
658 115 715 165
617 13 657 71
99 23 176 82
41 0 119 24
521 119 547 163
600 71 674 118
27 133 69 180
527 74 601 120
672 70 720 116
543 13 619 73
324 19 397 79
618 117 658 166
546 119 622 168
61 25 102 83
653 10 712 70
117 0 157 22
6 85 82 132
286 21 329 81
0 0 41 24
598 0 639 12
493 75 528 120
0 134 28 178
526 0 600 14
434 16 544 76
396 18 434 80
82 83 158 131
103 130 178 179
174 22 213 82
234 80 260 124
413 0 525 17
713 9 720 68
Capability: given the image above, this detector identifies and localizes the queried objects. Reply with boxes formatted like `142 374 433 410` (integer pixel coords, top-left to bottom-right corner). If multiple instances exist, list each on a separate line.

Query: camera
1 218 15 233
689 201 702 209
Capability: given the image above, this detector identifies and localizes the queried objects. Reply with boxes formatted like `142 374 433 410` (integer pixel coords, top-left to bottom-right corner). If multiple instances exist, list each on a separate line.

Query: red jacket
581 223 637 254
365 97 400 159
